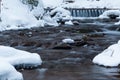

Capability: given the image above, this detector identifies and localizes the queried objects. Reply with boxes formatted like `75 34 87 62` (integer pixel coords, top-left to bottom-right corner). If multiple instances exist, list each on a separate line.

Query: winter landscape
0 0 120 80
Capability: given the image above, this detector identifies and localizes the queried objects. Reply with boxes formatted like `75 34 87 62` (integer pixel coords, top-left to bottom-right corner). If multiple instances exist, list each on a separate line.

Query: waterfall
69 8 107 17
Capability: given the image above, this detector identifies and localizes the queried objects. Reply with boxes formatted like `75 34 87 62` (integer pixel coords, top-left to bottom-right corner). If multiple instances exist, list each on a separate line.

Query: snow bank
99 10 120 19
0 59 23 80
93 40 120 67
43 0 120 8
0 0 45 31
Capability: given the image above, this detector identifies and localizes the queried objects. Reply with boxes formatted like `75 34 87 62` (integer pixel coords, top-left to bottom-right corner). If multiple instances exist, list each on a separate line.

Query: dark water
0 19 120 80
22 65 120 80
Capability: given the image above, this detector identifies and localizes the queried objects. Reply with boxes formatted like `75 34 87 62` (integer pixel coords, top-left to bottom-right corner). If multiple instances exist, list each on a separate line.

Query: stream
0 19 120 80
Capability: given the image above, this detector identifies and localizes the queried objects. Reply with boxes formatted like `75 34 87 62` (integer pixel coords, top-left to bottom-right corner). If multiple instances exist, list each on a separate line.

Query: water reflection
22 64 120 80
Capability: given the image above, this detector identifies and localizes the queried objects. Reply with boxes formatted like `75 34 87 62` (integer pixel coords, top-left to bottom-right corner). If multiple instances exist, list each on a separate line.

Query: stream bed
0 19 120 80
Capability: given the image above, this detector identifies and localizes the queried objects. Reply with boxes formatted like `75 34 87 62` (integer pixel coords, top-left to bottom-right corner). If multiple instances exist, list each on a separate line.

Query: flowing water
0 19 120 80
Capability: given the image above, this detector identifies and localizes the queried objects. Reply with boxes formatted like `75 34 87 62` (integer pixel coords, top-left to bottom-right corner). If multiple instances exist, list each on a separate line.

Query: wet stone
52 43 72 50
22 41 36 46
10 42 19 47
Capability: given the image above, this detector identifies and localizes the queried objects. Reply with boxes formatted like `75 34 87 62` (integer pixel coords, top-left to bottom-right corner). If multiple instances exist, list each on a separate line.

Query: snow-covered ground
43 0 120 8
93 40 120 67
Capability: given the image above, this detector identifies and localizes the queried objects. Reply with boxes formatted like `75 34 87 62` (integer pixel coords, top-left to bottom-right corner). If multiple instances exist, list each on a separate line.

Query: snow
0 59 23 80
93 40 120 67
62 38 75 43
115 21 120 25
30 0 44 18
43 0 63 8
0 0 41 31
0 45 42 66
50 7 72 23
42 12 59 26
99 10 120 19
65 20 73 25
0 46 42 79
43 0 120 8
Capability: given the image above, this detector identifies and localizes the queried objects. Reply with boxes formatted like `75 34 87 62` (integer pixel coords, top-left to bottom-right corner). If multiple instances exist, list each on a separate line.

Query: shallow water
22 65 119 80
0 19 120 80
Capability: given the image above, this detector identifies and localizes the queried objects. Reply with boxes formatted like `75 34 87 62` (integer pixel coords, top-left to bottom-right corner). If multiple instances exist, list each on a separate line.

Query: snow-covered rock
0 45 42 79
93 40 120 67
50 7 72 22
0 46 42 66
0 59 23 80
62 38 75 44
43 12 59 26
99 10 120 19
65 20 73 25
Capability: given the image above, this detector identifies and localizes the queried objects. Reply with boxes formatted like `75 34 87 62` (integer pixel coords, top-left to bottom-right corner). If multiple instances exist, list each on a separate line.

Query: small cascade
69 8 108 17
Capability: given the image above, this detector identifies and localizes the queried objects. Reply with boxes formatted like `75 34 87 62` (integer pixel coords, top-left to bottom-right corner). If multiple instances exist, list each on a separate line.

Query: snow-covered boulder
0 59 23 80
99 10 120 19
93 40 120 67
50 7 72 24
0 46 42 66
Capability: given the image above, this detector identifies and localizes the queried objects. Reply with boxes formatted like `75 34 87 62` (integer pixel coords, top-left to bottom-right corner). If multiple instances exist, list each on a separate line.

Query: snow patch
0 46 42 66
